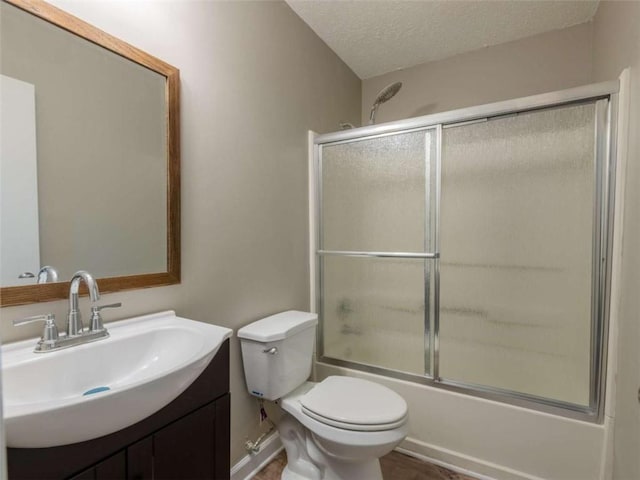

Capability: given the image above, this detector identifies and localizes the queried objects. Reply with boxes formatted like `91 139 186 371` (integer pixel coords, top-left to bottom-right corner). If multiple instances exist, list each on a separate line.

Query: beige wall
0 0 361 466
362 22 593 125
592 2 640 479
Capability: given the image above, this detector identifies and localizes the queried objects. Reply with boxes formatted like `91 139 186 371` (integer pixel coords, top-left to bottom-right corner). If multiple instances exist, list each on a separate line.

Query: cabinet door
153 402 217 480
69 450 126 480
69 470 94 480
213 394 230 479
127 437 153 480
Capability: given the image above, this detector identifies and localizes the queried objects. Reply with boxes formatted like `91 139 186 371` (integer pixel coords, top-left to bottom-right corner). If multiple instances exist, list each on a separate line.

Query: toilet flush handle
263 347 278 355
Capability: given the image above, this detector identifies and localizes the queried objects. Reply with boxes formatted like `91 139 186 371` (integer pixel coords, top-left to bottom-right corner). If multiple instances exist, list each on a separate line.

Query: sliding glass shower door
318 130 437 376
314 89 614 418
438 102 600 407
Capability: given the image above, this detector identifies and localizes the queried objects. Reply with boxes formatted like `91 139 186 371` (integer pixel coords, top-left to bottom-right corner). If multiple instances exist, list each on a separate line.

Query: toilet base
277 413 384 480
281 462 382 480
281 465 316 480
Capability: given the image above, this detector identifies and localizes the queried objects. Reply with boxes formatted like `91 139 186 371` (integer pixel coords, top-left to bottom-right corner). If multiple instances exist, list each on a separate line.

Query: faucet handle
89 302 122 332
92 302 122 312
13 314 59 343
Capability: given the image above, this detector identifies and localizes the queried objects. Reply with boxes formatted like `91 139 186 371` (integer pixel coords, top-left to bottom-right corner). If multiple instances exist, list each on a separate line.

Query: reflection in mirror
0 0 180 306
0 74 40 286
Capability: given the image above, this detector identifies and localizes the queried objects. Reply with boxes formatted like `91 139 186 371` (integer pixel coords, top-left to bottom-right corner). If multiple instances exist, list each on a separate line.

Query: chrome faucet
67 270 100 336
37 265 59 284
14 270 122 352
18 265 59 283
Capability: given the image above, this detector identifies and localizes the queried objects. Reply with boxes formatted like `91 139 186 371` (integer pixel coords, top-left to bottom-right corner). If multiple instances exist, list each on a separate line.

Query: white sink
1 310 232 448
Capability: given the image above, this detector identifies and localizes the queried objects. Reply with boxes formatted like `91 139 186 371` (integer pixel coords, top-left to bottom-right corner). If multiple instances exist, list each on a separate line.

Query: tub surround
316 362 605 480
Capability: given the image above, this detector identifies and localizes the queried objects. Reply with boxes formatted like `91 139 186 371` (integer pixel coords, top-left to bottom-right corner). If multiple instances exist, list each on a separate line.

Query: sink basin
2 310 232 448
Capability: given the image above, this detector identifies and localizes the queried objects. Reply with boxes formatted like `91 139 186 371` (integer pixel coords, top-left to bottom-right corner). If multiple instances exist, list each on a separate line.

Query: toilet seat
281 381 409 450
299 376 408 432
301 407 407 432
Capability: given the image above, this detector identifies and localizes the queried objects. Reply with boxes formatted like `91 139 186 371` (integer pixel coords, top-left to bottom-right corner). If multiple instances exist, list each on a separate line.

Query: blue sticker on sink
83 386 110 396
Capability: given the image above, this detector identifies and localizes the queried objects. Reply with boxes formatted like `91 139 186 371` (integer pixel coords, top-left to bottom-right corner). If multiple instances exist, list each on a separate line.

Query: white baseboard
230 432 284 480
399 437 546 480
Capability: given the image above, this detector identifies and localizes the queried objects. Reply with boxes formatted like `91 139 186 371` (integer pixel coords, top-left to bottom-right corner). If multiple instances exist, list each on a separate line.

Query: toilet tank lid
237 310 318 342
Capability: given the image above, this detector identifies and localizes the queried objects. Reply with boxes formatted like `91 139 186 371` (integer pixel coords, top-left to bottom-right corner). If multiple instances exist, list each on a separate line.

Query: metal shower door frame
314 126 439 380
312 80 619 422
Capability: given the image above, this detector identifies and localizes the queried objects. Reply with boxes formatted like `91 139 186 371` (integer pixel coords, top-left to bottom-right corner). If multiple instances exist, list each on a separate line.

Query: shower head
369 81 402 125
374 82 402 105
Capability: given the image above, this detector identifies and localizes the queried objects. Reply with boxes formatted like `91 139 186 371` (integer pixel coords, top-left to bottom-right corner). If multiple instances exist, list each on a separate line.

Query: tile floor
252 450 478 480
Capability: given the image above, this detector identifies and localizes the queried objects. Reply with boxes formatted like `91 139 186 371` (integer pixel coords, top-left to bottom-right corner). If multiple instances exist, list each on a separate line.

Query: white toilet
238 311 409 480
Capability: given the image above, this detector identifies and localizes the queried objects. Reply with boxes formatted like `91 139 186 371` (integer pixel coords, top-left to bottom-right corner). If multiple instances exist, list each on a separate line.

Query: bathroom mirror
0 0 180 306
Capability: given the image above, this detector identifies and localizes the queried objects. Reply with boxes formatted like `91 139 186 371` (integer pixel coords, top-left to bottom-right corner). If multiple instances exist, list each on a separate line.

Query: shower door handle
317 250 439 259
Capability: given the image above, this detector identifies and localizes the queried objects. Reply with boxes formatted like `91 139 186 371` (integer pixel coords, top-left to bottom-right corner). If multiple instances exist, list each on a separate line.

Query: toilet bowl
237 311 409 480
279 379 408 480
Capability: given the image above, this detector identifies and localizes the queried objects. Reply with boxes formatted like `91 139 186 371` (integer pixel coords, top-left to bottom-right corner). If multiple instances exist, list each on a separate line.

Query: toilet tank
237 311 318 400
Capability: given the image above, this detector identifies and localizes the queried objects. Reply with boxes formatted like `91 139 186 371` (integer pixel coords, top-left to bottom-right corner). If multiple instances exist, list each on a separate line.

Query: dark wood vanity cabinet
8 340 230 480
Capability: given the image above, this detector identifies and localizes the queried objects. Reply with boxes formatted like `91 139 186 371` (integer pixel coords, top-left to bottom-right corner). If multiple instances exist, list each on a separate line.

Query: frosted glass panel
321 131 431 252
439 103 596 406
321 255 426 375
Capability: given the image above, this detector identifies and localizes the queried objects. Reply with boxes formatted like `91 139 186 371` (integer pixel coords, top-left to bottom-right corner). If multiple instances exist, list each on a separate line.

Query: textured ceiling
285 0 600 79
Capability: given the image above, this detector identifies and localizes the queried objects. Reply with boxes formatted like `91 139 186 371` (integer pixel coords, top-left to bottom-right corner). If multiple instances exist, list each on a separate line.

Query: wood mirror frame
1 0 180 307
